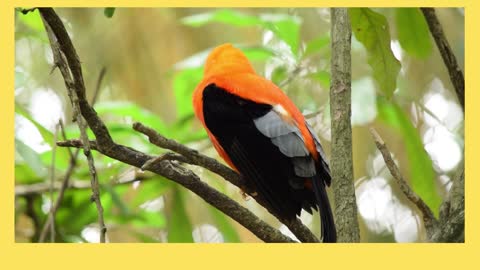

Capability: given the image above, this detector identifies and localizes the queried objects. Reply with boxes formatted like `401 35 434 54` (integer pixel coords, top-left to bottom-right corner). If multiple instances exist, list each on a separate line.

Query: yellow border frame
1 1 477 269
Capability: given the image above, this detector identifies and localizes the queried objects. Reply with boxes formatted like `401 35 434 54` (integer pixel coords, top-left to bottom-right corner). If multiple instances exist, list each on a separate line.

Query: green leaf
241 46 277 61
167 187 193 242
104 184 130 216
133 231 160 243
271 66 288 85
303 34 330 58
349 8 401 98
18 9 44 32
131 211 167 229
104 8 116 18
208 206 240 243
15 102 54 145
132 178 172 207
95 101 168 135
181 9 301 55
395 8 433 59
377 98 441 216
55 190 104 234
15 164 43 184
308 70 331 89
173 67 204 120
181 9 261 27
15 138 47 178
260 14 302 55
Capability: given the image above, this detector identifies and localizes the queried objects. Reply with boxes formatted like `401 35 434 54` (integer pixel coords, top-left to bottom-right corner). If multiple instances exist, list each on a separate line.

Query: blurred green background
14 8 464 243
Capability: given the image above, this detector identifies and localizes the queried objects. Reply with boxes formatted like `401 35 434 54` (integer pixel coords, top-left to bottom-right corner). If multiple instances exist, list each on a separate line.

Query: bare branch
38 122 59 242
39 8 107 242
56 131 319 243
421 8 464 243
15 175 148 197
421 8 464 111
133 122 241 187
132 122 319 243
329 8 360 242
430 207 464 243
369 127 438 238
35 66 105 242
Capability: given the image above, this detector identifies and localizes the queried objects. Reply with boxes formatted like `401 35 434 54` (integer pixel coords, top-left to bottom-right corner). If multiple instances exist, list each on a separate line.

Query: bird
192 43 336 243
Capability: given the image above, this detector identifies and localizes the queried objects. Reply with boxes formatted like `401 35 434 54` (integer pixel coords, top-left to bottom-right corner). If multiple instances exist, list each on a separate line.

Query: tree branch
35 66 106 243
369 127 439 238
38 122 59 243
132 122 319 243
421 8 464 243
421 8 464 111
329 8 360 242
35 7 306 243
39 8 106 243
57 139 295 242
54 129 319 243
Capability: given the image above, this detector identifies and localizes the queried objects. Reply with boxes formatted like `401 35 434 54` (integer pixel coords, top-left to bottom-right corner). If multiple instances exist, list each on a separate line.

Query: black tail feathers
312 176 336 243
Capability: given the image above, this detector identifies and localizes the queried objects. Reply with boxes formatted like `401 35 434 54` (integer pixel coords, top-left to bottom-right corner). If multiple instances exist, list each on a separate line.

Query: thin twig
39 8 106 243
369 127 438 238
16 174 152 197
91 67 106 104
38 122 59 243
37 125 79 242
421 8 464 111
49 122 59 242
59 119 74 159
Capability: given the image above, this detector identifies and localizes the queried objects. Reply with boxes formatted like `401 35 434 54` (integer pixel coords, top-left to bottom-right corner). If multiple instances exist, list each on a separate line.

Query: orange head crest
204 43 256 78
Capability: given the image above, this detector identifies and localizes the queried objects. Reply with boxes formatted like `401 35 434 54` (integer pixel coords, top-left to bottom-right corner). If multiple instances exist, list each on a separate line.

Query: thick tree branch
421 8 464 111
369 127 438 238
329 8 360 242
57 139 294 242
132 122 319 243
133 122 241 187
434 163 464 242
54 130 319 243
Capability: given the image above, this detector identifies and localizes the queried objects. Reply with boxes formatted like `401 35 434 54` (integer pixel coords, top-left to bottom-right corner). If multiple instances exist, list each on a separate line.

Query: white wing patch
253 105 316 177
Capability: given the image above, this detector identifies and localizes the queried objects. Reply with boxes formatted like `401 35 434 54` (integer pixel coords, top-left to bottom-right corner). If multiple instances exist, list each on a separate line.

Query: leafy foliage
14 7 462 243
181 9 301 57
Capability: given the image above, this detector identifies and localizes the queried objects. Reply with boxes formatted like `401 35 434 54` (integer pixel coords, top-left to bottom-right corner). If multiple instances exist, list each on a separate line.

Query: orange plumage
193 44 318 162
192 43 336 242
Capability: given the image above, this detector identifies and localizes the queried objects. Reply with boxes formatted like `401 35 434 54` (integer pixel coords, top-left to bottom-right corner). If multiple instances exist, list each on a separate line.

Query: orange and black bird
193 44 336 242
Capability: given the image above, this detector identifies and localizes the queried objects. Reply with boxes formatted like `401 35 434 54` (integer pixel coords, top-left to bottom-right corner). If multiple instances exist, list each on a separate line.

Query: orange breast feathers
192 43 319 166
